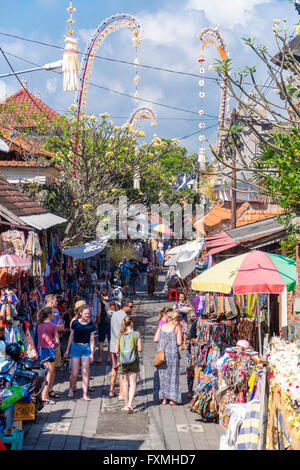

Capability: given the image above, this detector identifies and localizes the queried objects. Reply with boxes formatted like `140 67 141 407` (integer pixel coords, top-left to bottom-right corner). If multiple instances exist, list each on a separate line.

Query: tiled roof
194 202 284 233
4 88 60 125
236 207 283 226
0 160 60 169
194 202 249 229
0 126 53 160
0 178 47 217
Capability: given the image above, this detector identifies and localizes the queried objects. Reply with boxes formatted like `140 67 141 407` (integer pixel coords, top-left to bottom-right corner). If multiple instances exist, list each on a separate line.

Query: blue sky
0 0 298 155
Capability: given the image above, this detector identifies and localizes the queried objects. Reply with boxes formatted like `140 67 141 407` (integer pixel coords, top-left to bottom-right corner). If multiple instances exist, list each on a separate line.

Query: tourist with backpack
115 315 142 413
109 300 133 398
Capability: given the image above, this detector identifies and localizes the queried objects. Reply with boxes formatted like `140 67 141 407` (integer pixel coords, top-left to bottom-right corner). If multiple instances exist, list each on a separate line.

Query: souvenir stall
0 229 43 362
189 250 297 449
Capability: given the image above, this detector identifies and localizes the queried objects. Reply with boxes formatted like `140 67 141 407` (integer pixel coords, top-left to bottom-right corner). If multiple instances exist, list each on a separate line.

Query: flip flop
82 397 91 401
109 392 117 398
49 391 60 399
88 387 95 392
121 407 133 413
42 400 55 405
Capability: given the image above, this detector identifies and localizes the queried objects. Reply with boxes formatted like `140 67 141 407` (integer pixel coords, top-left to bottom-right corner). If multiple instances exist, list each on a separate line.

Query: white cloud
0 80 18 102
185 0 272 29
46 77 58 94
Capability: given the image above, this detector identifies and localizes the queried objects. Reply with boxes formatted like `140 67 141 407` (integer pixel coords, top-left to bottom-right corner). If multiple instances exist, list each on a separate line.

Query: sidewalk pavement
22 273 225 450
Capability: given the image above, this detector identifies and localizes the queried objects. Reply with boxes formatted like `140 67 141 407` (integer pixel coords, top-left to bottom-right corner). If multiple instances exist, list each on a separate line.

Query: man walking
109 300 133 398
119 257 132 296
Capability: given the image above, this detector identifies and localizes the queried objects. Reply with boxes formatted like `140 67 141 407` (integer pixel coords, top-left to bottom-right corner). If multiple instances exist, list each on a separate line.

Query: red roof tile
0 125 53 159
4 88 60 125
193 202 284 235
0 178 47 217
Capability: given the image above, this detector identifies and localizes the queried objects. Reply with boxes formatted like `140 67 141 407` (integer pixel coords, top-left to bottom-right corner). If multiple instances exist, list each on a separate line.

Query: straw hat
237 340 250 349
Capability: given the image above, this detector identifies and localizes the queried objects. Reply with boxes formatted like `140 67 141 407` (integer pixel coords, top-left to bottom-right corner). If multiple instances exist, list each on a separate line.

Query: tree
35 108 185 247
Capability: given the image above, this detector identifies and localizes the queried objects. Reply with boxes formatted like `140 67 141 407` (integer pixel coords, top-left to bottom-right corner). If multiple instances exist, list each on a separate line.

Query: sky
0 0 298 156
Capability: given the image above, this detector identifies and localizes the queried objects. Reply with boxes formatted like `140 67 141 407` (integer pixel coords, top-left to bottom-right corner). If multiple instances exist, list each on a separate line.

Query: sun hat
237 340 250 349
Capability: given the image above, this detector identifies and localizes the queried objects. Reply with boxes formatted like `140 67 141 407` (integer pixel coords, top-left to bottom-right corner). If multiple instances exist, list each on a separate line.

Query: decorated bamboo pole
63 0 80 92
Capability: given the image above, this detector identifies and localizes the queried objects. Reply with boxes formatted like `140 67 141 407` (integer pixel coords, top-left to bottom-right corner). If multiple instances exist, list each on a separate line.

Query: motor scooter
4 343 48 412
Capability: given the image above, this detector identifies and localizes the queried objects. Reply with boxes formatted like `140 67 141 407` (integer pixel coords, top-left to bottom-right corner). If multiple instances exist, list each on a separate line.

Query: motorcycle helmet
5 343 22 361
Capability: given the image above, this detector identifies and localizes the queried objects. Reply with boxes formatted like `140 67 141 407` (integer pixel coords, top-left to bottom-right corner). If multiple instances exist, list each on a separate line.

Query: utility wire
0 31 280 90
0 46 219 143
0 31 214 81
179 123 218 140
0 47 49 118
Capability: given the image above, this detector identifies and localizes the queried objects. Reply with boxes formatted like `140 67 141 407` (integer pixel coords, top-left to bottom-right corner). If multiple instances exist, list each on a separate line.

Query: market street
22 272 225 451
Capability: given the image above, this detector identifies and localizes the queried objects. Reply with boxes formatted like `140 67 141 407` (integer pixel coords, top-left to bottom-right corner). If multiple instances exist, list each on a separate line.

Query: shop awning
204 217 286 255
62 236 111 259
19 213 67 230
165 250 199 279
205 232 237 255
168 239 203 255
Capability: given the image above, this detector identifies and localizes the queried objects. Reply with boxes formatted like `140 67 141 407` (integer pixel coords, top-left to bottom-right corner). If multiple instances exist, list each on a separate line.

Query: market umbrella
152 224 173 236
0 254 31 268
168 239 203 255
191 250 296 294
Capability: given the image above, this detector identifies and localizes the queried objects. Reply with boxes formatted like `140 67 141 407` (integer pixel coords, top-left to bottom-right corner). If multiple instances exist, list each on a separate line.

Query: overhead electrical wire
1 49 219 118
0 46 219 146
0 31 279 90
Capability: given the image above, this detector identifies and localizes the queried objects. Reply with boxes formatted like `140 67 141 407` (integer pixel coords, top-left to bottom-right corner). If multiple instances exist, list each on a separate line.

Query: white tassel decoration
63 36 80 92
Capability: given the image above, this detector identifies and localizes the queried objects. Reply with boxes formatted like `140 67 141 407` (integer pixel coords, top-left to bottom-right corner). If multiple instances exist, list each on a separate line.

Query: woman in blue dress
153 311 182 405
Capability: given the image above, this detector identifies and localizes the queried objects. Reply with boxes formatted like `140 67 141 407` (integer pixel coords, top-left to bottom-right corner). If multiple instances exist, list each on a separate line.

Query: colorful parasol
0 254 31 269
152 224 173 236
191 251 296 294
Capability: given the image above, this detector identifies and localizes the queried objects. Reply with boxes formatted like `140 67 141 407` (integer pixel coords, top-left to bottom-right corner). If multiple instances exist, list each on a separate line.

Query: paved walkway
22 274 225 450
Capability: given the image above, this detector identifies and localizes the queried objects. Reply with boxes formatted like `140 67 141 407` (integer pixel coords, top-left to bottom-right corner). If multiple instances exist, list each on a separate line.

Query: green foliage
109 242 137 266
255 130 300 210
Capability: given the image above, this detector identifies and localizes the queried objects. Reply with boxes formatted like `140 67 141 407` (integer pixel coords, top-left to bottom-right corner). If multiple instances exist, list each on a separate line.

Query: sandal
88 387 95 392
109 391 117 398
121 407 133 414
49 391 60 399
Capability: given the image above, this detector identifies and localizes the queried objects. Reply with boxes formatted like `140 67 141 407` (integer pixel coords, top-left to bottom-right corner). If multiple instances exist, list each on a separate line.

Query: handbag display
154 327 175 368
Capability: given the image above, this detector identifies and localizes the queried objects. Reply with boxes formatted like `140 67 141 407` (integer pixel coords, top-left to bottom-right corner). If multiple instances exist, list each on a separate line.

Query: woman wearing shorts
64 305 96 401
115 316 142 413
37 307 60 405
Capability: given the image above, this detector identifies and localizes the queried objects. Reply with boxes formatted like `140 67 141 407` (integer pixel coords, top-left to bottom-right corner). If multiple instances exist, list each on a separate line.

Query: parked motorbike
4 343 48 412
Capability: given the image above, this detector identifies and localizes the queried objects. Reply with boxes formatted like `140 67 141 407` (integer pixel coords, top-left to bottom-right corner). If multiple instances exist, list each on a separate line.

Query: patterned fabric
236 400 261 450
235 318 256 349
153 329 181 403
180 318 188 334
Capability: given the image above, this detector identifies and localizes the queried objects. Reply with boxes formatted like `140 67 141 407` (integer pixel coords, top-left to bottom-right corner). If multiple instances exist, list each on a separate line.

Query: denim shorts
38 347 56 363
69 342 91 358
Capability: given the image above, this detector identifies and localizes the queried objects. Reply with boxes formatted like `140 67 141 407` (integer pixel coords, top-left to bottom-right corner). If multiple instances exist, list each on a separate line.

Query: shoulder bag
154 327 175 368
